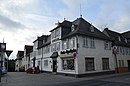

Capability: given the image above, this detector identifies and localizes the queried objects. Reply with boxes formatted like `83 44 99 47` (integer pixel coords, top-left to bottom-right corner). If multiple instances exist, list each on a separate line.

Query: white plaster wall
77 36 115 74
115 53 130 67
41 52 53 72
42 57 52 72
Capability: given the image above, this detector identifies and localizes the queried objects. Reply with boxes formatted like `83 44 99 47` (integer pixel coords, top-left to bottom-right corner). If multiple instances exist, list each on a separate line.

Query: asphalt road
1 72 130 86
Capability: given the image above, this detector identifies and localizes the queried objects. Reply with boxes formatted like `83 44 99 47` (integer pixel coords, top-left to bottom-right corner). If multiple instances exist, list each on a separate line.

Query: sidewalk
80 72 130 80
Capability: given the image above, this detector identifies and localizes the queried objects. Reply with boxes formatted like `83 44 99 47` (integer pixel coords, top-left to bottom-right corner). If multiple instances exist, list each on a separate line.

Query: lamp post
0 43 5 82
1 43 5 67
112 46 119 73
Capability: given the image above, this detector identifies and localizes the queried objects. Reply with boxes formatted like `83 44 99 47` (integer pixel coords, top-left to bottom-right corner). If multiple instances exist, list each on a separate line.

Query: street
1 72 130 86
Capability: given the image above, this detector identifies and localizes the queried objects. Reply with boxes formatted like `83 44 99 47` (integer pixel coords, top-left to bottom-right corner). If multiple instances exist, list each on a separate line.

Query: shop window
62 58 75 70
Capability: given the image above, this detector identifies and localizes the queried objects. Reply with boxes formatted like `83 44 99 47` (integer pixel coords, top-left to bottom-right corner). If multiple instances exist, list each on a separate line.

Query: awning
50 52 59 58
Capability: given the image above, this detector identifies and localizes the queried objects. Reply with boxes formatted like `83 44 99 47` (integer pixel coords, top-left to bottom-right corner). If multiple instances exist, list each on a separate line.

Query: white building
22 45 33 71
15 51 24 71
31 17 118 77
103 28 130 73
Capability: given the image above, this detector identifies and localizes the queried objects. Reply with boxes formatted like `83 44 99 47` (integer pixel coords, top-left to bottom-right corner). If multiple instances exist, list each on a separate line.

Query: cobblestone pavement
0 72 130 86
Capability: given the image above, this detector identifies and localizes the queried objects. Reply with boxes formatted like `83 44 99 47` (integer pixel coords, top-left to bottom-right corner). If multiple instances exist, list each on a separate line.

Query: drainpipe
41 47 43 72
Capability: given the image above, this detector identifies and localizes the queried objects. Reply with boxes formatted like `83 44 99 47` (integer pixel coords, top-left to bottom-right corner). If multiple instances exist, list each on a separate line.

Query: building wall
15 59 23 71
76 36 115 74
114 46 130 73
41 52 53 72
15 60 19 71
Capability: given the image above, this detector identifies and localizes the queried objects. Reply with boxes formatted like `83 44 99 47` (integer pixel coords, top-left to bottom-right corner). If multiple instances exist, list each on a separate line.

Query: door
52 60 57 72
127 60 130 71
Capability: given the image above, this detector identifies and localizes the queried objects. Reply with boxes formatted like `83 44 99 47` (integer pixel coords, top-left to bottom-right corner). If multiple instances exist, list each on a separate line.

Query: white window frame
44 60 48 67
85 58 95 71
83 37 88 48
90 38 95 48
102 58 109 70
62 58 75 70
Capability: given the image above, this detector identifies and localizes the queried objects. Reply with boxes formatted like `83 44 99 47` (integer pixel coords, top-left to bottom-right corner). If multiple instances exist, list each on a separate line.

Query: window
38 49 42 55
69 38 75 49
71 25 75 31
119 47 122 54
129 49 130 55
83 37 88 47
118 60 124 67
38 61 41 66
56 42 60 51
62 41 67 50
55 29 60 37
44 45 50 54
127 38 130 43
52 31 55 38
102 58 109 70
116 47 119 54
44 60 48 67
51 44 56 52
62 58 75 70
122 48 125 55
118 36 121 41
47 45 50 53
104 41 110 50
90 38 95 48
90 25 94 32
72 38 75 48
85 58 94 71
126 48 128 55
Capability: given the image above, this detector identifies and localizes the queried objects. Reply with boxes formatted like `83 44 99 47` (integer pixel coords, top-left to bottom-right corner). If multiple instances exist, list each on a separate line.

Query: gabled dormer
122 31 130 43
89 24 95 32
50 20 72 43
118 36 121 41
24 45 33 57
71 24 75 32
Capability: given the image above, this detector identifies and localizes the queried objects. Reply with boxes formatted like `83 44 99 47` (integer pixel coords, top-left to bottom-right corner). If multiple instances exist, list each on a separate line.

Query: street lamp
112 45 119 73
0 43 5 82
1 43 5 67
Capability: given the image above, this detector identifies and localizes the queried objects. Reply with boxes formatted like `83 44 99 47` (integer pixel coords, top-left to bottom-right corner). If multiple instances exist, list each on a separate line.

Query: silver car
1 67 7 74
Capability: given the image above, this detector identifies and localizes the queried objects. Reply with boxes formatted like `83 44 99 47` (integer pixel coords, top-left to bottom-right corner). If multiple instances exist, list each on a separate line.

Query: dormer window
71 25 75 31
43 40 45 43
127 38 130 43
90 25 94 32
118 36 121 41
125 38 127 43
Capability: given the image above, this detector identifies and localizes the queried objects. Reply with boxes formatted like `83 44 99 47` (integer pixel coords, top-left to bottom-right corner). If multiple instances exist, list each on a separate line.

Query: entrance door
52 60 57 72
127 60 130 71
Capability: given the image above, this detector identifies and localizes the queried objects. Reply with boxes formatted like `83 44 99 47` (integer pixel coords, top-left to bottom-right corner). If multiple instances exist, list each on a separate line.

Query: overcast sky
0 0 130 59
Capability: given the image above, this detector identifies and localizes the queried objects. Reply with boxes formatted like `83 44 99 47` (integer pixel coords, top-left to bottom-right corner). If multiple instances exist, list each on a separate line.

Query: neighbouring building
15 51 24 71
22 45 33 71
103 28 130 73
30 35 50 70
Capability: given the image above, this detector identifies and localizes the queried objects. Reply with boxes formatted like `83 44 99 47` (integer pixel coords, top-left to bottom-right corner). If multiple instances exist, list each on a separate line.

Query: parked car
19 67 25 72
26 67 40 74
0 67 7 75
